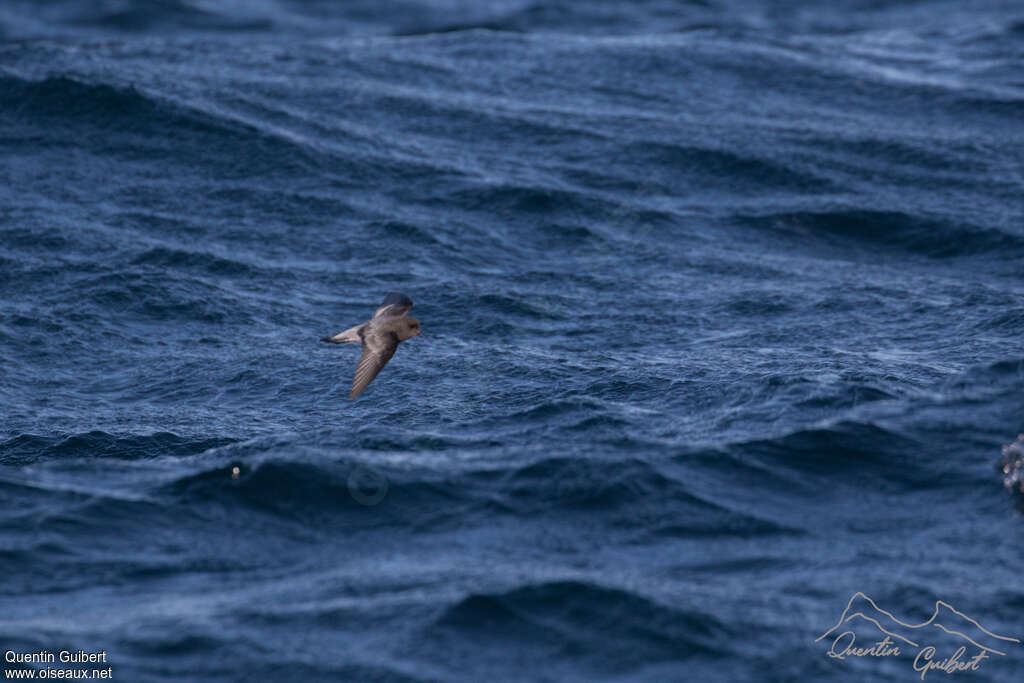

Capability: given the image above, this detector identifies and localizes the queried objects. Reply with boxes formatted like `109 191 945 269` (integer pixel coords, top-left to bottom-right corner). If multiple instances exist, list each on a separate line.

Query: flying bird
321 292 421 399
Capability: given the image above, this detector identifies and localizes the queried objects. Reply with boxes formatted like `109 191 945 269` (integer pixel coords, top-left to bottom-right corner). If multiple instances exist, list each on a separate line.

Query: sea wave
433 579 734 665
0 430 234 465
738 209 1024 259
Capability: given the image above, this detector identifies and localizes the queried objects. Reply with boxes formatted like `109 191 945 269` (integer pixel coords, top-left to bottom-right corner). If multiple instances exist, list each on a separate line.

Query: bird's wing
349 330 399 399
372 292 413 319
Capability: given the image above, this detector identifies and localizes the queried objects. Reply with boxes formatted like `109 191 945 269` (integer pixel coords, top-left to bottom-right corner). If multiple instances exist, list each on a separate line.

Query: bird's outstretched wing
350 331 399 399
372 292 413 319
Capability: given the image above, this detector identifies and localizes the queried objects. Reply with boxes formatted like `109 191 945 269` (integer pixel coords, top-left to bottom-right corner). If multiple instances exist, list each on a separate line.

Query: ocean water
2 1 1023 681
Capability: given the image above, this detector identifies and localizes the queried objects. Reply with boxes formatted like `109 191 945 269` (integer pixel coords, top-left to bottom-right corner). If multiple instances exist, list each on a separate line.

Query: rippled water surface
2 1 1023 681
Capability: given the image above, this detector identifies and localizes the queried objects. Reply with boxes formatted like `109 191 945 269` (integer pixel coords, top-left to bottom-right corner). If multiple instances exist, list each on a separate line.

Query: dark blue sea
2 1 1023 681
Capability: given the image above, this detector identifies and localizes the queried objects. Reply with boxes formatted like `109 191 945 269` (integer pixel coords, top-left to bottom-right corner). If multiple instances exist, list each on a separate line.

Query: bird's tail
321 324 362 344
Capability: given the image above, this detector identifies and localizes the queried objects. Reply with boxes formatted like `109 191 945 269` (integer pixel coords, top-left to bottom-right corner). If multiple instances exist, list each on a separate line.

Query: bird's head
400 317 422 340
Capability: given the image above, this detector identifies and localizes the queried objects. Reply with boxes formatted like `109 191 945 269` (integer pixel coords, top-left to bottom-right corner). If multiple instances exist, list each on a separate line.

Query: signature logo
816 592 1019 679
